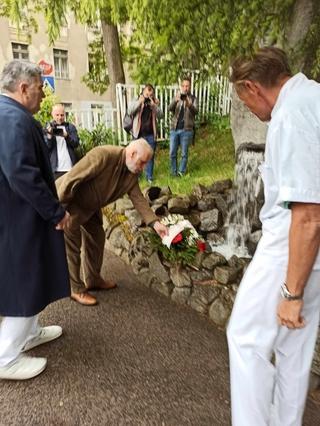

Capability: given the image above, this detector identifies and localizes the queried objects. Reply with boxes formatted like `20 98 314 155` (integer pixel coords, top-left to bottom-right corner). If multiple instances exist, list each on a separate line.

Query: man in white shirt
44 104 80 179
227 47 320 426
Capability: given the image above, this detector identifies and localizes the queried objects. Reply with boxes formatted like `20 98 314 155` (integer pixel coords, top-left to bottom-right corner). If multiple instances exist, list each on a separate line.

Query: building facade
0 14 118 120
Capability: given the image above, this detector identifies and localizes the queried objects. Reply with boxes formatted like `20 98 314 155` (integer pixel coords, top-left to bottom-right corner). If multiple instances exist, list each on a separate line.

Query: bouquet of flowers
149 214 205 266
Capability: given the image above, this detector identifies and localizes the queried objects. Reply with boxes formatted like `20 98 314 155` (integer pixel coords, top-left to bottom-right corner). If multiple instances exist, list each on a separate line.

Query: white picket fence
71 74 232 145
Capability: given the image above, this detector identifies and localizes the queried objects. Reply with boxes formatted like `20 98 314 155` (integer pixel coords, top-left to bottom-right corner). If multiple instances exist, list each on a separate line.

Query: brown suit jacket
56 145 157 225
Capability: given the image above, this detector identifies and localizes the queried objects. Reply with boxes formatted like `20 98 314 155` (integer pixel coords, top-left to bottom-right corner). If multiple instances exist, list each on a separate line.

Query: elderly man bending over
56 138 168 306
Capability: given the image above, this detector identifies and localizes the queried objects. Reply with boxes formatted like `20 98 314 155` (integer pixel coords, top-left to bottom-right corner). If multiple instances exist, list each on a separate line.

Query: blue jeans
169 130 193 175
140 134 156 181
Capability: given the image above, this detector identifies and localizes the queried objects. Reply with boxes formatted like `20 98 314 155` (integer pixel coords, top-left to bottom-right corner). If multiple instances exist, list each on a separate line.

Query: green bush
34 86 59 126
77 123 118 158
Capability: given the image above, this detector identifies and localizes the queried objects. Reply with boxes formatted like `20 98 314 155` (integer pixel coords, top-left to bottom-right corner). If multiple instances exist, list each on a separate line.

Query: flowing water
212 148 264 259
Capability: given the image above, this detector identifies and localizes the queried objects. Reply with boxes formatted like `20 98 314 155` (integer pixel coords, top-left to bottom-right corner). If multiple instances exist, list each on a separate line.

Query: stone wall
103 181 320 384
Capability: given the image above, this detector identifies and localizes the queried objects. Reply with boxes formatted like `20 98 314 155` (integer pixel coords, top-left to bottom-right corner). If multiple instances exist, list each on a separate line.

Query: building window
12 43 29 60
53 49 69 79
62 103 73 120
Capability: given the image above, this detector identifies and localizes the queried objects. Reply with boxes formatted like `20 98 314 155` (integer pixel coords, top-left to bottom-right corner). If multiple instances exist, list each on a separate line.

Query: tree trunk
101 22 125 107
230 89 267 154
230 0 318 153
285 0 315 76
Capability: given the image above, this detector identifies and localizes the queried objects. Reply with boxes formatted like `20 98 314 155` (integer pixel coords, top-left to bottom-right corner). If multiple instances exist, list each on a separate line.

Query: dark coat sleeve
66 123 80 148
0 116 65 225
43 123 56 152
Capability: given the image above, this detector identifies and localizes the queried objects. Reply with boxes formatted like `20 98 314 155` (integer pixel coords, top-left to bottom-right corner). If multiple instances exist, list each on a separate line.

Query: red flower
196 240 206 252
172 233 183 244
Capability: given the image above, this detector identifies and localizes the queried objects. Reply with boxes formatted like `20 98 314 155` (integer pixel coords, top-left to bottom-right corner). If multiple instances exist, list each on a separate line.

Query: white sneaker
22 325 63 352
0 356 47 380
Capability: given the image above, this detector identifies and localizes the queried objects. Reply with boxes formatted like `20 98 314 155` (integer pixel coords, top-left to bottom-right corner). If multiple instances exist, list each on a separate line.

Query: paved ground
0 251 319 426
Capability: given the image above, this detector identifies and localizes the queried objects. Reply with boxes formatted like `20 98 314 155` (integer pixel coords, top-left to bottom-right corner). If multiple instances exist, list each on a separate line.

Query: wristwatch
280 283 303 301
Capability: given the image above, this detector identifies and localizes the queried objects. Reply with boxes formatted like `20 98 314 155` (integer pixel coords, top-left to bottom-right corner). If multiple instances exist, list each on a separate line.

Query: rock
153 195 170 205
160 186 172 196
213 194 228 220
197 194 216 211
199 209 221 232
137 271 152 287
202 252 227 269
150 278 173 297
312 333 320 376
188 211 201 227
192 183 208 199
191 252 205 269
120 250 130 265
108 226 125 249
171 287 191 305
209 296 232 328
309 372 320 391
170 265 192 288
125 209 143 227
129 231 154 259
186 194 198 208
189 269 212 281
149 252 171 283
214 266 239 285
105 246 123 257
151 204 168 216
206 232 225 245
168 197 190 214
189 282 221 314
115 198 134 213
144 186 162 202
227 255 241 269
208 179 233 194
131 254 149 275
247 230 262 256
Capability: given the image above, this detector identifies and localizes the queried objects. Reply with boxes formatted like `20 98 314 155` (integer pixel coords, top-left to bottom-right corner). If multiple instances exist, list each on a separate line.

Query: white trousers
0 315 40 366
227 254 320 426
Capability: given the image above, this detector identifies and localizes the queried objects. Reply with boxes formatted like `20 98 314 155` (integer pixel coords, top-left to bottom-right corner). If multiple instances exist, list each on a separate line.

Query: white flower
161 215 201 248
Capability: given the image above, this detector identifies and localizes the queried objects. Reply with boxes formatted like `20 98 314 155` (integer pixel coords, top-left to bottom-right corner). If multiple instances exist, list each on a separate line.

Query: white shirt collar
271 73 307 118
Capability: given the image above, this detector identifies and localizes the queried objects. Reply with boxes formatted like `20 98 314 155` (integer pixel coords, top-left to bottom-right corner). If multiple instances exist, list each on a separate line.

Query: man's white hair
0 60 42 93
128 138 153 158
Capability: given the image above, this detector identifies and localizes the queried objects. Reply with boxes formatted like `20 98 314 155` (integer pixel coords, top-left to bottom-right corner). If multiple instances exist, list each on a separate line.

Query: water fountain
211 143 265 259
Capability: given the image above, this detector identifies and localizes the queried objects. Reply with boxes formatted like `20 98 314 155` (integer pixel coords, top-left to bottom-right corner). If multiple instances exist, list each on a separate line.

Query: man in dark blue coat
0 60 70 380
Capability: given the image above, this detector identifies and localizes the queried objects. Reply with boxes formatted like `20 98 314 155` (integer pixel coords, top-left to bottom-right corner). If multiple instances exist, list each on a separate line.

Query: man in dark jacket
44 103 80 179
0 60 70 380
169 77 198 176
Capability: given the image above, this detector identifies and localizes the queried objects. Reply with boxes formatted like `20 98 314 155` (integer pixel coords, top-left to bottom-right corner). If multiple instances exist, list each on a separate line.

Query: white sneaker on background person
0 356 47 380
22 325 63 352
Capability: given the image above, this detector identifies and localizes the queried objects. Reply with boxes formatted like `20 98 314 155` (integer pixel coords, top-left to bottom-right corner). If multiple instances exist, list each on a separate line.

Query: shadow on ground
0 250 319 425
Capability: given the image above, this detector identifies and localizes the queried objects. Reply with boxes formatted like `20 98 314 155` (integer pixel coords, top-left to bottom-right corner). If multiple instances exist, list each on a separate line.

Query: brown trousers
64 203 105 293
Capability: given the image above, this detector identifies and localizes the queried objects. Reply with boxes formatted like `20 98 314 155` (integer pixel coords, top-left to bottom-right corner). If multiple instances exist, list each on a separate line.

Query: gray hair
129 138 153 158
0 60 42 93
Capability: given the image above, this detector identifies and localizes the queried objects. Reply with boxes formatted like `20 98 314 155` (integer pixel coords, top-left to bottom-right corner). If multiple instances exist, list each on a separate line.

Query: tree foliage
34 85 59 126
124 0 300 84
2 0 320 87
81 33 109 95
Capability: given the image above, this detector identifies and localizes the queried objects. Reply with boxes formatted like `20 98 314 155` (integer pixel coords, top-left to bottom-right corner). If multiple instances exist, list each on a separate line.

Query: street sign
42 76 55 92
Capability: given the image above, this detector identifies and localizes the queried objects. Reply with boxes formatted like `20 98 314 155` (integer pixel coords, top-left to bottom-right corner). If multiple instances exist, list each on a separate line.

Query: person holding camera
127 84 163 184
44 104 80 180
169 77 198 176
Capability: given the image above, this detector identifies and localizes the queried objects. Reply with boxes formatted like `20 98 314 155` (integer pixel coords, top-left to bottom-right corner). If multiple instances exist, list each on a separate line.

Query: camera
180 93 187 101
50 123 65 136
144 97 151 106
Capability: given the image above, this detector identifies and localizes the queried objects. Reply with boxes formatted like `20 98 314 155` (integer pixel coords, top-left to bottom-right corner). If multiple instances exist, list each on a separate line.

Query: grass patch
141 123 235 195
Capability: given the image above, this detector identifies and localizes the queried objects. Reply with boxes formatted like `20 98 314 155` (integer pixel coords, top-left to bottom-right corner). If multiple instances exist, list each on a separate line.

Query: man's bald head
125 138 153 174
52 103 65 124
